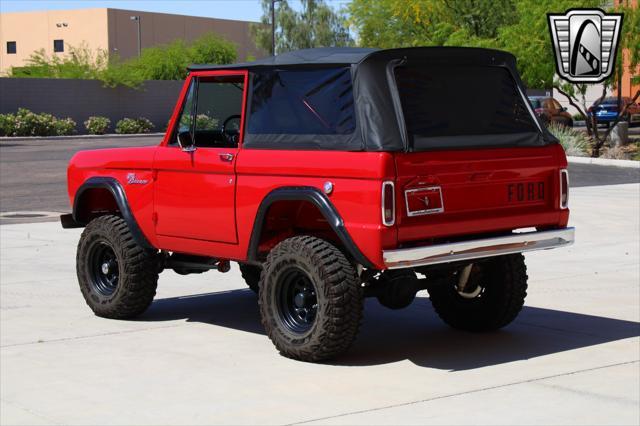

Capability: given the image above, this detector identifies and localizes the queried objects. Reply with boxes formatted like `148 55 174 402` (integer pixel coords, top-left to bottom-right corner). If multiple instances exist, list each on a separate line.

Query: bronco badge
126 173 149 185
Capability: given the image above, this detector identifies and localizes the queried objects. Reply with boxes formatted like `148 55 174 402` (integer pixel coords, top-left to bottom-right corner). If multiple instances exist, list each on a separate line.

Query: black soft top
188 46 518 71
189 47 556 152
189 47 379 71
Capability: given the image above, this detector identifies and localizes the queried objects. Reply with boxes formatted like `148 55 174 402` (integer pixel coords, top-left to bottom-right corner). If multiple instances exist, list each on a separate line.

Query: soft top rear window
394 64 542 150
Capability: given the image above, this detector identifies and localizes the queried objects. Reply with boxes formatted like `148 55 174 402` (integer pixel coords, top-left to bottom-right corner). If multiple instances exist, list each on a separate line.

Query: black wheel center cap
294 292 306 308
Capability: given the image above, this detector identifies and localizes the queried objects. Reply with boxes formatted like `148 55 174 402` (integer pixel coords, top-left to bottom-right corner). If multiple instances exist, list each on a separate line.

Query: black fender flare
247 186 375 268
70 176 154 250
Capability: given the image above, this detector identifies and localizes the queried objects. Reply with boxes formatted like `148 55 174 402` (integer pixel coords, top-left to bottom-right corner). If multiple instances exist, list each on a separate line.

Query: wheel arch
247 186 374 268
71 177 154 250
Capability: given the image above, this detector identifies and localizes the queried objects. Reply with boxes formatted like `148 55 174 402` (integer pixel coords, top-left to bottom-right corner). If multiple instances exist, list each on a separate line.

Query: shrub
13 108 57 136
115 117 154 134
0 113 16 136
8 44 108 80
0 109 75 136
100 33 237 89
54 117 77 135
602 146 630 160
84 116 111 135
547 122 591 157
195 114 218 130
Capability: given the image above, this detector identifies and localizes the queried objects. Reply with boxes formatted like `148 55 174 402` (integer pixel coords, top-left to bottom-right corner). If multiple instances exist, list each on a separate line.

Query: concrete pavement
1 183 638 425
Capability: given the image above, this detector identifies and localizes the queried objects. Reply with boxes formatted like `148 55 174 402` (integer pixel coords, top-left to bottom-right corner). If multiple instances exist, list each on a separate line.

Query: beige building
0 8 264 73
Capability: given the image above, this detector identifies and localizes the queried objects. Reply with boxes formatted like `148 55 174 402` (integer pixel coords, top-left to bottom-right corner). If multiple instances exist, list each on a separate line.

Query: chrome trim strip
517 83 544 133
405 186 444 216
383 227 575 269
381 181 395 227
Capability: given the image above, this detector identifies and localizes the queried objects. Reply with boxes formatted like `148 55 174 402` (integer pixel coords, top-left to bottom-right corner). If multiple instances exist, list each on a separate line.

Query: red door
153 71 247 244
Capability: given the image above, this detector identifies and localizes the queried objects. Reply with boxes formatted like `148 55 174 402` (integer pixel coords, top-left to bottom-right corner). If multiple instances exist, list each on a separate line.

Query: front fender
69 177 155 250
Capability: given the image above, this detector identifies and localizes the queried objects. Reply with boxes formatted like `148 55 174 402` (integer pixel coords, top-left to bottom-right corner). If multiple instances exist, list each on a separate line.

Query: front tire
427 254 528 331
76 215 159 319
259 236 363 362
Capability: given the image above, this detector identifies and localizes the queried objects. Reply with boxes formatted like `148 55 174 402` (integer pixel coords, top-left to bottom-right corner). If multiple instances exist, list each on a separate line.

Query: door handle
219 153 234 162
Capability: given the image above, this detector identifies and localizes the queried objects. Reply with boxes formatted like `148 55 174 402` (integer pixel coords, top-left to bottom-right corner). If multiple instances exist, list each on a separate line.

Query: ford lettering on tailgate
507 182 545 203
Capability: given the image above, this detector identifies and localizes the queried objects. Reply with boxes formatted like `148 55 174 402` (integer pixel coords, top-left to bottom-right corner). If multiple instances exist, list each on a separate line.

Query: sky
0 0 352 23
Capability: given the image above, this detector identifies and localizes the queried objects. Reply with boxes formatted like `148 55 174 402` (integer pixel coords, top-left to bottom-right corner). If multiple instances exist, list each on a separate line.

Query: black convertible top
188 47 379 71
188 47 556 152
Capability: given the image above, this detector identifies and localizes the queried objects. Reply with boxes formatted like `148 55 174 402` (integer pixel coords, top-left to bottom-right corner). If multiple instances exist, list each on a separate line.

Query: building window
53 39 64 53
6 41 17 54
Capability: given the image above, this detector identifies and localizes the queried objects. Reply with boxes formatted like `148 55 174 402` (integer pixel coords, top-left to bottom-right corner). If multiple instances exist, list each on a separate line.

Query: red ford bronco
62 47 574 362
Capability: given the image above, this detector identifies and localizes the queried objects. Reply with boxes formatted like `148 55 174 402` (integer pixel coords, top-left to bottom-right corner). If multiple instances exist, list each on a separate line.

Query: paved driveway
1 183 638 425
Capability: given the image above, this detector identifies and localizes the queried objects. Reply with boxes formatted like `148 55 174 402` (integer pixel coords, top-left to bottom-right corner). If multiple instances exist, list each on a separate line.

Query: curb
0 133 164 142
568 156 640 169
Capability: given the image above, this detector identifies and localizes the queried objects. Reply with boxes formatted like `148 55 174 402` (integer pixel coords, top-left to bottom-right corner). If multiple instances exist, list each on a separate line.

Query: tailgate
393 145 563 244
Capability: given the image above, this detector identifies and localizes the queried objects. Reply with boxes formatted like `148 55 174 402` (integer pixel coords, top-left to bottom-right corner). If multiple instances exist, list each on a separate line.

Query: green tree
8 43 108 79
498 0 603 89
441 0 517 38
8 33 236 89
100 33 237 88
348 0 607 88
348 0 516 48
615 2 640 85
251 0 352 55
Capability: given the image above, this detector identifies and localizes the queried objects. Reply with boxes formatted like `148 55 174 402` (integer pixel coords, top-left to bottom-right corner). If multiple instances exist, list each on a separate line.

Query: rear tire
259 236 363 362
239 263 261 293
427 254 527 331
76 215 158 319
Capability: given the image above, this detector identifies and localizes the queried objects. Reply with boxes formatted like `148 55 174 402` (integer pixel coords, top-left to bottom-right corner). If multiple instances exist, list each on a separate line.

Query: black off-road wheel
258 236 364 362
239 263 261 293
76 215 159 319
427 254 528 331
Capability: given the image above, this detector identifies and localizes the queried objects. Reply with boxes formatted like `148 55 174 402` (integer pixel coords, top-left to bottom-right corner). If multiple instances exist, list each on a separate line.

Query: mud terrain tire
428 254 528 331
76 215 158 319
259 236 363 362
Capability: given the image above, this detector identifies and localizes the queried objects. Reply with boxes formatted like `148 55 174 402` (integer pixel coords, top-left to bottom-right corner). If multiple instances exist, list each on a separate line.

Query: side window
193 76 244 148
248 67 356 136
171 75 244 148
169 80 195 146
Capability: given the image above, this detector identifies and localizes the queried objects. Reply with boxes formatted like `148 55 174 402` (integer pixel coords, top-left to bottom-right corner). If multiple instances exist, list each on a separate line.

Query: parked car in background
587 97 640 127
528 96 573 127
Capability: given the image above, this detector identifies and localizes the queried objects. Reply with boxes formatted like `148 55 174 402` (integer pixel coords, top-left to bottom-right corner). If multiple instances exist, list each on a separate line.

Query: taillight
560 169 569 209
381 181 395 226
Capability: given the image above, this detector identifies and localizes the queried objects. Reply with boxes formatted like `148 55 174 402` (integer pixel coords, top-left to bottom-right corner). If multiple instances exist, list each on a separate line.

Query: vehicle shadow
140 289 640 370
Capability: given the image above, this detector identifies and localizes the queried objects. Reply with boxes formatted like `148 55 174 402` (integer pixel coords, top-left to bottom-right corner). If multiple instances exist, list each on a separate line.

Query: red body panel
393 144 569 244
154 146 238 243
66 70 570 270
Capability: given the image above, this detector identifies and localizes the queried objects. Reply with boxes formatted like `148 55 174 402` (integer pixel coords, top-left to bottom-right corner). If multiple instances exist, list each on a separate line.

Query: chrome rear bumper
383 227 575 269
